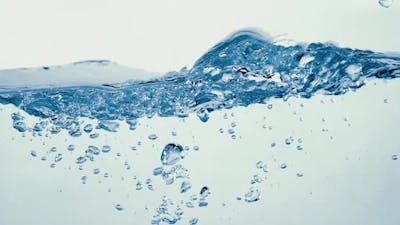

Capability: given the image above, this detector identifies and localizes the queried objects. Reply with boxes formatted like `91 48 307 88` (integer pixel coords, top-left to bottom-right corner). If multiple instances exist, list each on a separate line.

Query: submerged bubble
54 153 63 162
30 150 37 157
244 187 261 203
115 204 124 211
161 143 184 166
67 144 75 151
297 172 304 177
136 181 143 190
392 154 398 160
81 176 87 184
180 181 192 193
378 0 393 8
83 124 93 133
250 174 263 184
148 134 158 140
185 201 194 208
285 137 293 145
13 121 27 132
102 145 111 153
196 109 209 123
97 120 119 132
198 201 208 207
93 168 100 174
345 64 362 80
76 156 87 164
153 167 164 176
89 133 99 139
256 161 264 169
189 218 199 225
200 186 210 198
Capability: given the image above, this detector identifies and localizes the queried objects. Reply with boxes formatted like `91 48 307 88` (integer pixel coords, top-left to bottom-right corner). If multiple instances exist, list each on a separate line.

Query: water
0 30 400 225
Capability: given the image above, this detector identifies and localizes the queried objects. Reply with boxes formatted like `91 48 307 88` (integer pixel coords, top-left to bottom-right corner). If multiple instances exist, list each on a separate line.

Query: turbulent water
0 30 400 225
1 30 399 133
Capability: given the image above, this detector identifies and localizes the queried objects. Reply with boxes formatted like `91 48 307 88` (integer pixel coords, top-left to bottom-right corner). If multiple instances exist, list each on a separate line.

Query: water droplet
244 187 261 203
148 134 158 140
161 143 184 166
379 0 393 8
115 204 124 211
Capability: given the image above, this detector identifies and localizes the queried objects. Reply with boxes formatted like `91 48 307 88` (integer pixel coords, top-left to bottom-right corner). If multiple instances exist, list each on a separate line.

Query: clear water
0 30 400 225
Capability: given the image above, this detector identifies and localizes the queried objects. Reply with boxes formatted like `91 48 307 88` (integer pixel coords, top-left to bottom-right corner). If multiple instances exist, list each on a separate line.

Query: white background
0 0 399 72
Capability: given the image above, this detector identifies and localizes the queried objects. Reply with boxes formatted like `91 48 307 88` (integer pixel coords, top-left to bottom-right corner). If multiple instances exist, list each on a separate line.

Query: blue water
1 30 400 225
1 30 399 135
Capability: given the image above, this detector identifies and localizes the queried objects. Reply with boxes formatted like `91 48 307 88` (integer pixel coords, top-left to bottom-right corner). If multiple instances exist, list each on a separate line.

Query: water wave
1 29 399 134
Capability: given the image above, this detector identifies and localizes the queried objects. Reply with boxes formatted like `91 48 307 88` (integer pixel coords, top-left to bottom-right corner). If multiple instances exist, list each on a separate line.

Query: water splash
1 30 399 136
